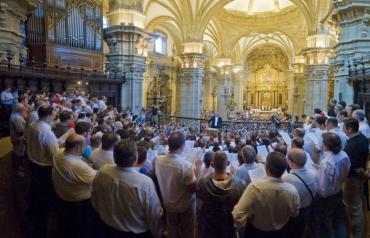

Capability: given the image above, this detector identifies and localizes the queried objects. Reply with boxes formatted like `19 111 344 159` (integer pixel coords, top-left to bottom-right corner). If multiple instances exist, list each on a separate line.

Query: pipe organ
26 0 104 71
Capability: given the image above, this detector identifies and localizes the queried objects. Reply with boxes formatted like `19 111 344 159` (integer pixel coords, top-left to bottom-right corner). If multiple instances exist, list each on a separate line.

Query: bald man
197 151 245 238
52 133 97 238
283 148 318 238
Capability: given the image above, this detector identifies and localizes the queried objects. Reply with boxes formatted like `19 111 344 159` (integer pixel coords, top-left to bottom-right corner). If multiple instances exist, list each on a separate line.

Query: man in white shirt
91 132 120 169
155 132 198 238
290 137 316 173
236 145 258 185
98 96 107 110
91 140 163 237
352 109 370 138
233 151 300 238
312 132 351 238
9 105 28 176
326 117 347 149
292 128 315 161
26 104 59 238
52 133 97 238
283 148 318 237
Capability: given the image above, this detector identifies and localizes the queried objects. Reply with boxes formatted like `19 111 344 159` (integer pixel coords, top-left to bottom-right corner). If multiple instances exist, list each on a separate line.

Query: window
103 16 108 29
154 35 167 55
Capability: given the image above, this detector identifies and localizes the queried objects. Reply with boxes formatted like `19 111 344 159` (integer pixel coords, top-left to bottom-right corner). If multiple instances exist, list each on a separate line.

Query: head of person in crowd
211 151 229 173
33 99 46 111
38 104 56 124
291 137 304 149
18 95 29 106
322 132 342 154
64 133 87 156
238 145 257 165
292 127 305 139
203 151 214 169
352 109 366 123
286 148 307 170
212 142 221 152
334 104 343 116
197 137 206 148
338 100 346 109
338 110 348 122
75 121 92 138
114 140 138 168
326 117 339 131
274 144 288 156
329 98 337 107
313 116 327 130
348 104 360 117
101 131 120 151
314 108 322 116
136 146 147 168
90 134 102 150
168 131 186 154
342 117 359 138
59 111 74 125
265 151 287 178
77 113 86 121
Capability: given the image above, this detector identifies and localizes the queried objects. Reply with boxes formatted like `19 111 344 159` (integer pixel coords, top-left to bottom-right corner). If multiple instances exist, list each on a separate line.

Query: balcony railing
0 61 121 83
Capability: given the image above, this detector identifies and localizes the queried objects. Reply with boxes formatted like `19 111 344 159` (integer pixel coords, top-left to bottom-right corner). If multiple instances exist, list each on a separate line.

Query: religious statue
135 36 148 56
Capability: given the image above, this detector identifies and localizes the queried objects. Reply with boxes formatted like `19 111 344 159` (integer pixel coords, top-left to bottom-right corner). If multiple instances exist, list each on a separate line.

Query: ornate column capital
179 53 206 69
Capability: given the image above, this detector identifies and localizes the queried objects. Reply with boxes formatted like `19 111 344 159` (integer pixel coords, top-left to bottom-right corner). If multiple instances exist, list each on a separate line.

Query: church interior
0 0 368 118
0 0 370 237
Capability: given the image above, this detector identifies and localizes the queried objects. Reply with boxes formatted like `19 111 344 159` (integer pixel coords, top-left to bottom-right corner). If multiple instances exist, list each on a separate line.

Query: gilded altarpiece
144 55 176 114
244 46 289 110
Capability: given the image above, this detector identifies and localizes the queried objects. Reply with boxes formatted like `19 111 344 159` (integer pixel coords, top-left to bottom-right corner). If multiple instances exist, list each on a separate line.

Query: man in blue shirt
1 87 15 136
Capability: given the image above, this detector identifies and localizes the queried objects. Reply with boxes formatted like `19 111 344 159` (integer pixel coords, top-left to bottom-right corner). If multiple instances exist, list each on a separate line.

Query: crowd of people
3 88 370 238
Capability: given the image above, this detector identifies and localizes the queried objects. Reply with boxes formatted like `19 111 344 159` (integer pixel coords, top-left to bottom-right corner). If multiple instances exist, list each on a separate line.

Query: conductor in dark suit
209 112 223 129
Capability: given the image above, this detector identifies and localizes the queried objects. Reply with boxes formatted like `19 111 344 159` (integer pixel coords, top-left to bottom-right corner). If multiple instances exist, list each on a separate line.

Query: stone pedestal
104 25 153 114
0 0 40 64
331 0 370 104
177 53 205 118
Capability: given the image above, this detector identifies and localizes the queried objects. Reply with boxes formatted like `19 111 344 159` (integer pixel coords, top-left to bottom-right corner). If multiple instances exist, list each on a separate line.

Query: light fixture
77 81 81 85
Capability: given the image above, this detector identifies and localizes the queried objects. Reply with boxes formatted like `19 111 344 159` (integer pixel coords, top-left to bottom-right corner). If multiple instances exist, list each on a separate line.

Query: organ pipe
26 0 103 52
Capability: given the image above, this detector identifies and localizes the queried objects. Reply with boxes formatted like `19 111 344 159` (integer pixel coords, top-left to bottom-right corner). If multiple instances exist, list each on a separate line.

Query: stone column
331 0 370 104
290 61 305 116
0 0 40 64
202 69 217 112
302 32 334 115
104 0 154 114
177 52 205 118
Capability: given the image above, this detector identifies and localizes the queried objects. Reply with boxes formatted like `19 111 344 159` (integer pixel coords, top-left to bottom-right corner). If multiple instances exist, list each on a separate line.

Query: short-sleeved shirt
155 153 196 213
1 91 14 105
52 151 97 202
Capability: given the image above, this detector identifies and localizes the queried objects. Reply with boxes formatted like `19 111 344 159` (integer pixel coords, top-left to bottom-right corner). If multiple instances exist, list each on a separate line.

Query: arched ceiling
233 32 295 65
225 0 295 14
104 0 334 63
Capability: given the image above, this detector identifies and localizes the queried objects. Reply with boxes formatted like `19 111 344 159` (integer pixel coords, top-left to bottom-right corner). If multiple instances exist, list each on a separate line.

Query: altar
249 108 280 120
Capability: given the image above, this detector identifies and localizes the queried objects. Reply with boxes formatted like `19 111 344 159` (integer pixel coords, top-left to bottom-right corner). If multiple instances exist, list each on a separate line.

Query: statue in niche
106 37 118 54
135 36 148 56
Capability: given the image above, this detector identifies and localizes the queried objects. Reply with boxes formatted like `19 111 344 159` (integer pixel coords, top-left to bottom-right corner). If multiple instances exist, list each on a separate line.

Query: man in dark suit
209 112 223 129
